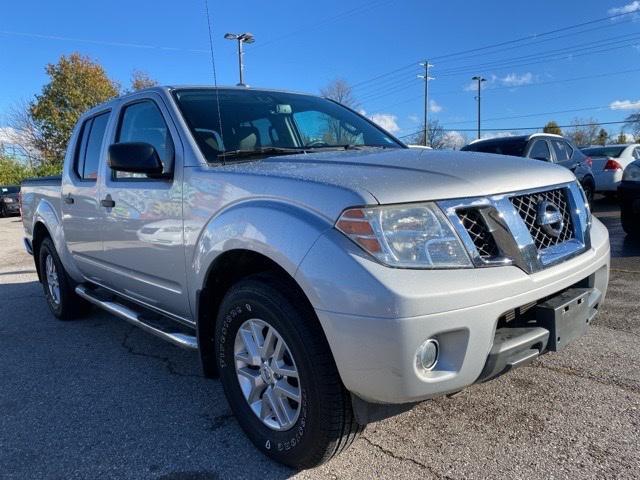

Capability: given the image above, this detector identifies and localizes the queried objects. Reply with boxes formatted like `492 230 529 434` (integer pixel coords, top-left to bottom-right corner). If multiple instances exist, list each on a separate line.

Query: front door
99 95 191 320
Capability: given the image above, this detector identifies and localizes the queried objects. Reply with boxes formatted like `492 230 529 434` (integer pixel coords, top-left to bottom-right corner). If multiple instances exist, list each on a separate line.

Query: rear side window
461 138 527 157
74 112 110 180
582 146 626 158
551 140 573 161
115 100 173 179
528 140 551 161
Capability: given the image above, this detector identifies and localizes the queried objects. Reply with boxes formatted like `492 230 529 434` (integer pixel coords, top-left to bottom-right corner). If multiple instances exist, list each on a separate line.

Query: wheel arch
196 248 321 379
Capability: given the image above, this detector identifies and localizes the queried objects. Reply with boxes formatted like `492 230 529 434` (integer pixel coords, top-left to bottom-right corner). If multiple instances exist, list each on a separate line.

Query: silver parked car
582 144 640 194
20 86 610 469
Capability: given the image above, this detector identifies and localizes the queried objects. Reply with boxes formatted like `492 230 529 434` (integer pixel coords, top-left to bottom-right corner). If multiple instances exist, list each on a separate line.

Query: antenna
203 0 225 161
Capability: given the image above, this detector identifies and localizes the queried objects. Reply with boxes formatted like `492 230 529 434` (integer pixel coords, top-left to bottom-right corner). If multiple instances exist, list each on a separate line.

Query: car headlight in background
623 162 640 182
336 202 472 268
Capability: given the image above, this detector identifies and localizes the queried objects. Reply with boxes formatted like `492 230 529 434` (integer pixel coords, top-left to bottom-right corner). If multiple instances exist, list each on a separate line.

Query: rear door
99 94 191 320
61 110 110 281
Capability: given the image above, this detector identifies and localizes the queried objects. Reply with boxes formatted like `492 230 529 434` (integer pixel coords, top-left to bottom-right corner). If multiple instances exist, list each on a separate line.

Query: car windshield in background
172 88 402 163
1 186 20 194
461 138 527 157
582 146 626 158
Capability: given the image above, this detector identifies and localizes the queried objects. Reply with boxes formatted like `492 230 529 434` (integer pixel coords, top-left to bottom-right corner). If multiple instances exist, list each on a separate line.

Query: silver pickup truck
21 86 610 469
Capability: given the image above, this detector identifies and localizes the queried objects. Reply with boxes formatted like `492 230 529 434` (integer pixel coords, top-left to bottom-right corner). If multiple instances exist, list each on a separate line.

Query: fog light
416 338 439 371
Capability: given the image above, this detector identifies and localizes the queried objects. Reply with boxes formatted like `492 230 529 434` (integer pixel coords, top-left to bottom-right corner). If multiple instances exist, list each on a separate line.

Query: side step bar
75 286 198 350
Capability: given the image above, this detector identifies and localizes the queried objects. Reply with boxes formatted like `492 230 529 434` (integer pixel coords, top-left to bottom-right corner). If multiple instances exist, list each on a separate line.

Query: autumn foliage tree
29 53 119 167
543 121 562 135
130 69 158 91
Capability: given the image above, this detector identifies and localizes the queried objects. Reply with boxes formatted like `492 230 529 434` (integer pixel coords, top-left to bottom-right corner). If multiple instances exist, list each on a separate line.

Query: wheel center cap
260 362 275 385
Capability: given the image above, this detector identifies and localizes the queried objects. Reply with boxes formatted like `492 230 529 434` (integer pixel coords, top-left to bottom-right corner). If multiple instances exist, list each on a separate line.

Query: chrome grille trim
438 182 591 274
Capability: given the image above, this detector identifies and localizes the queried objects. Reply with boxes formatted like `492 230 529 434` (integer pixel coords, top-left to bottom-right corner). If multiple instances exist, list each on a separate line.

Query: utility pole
471 76 486 139
224 32 255 86
418 61 434 146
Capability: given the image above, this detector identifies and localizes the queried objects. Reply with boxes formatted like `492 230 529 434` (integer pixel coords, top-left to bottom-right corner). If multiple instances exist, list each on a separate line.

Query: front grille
510 188 574 250
457 209 500 259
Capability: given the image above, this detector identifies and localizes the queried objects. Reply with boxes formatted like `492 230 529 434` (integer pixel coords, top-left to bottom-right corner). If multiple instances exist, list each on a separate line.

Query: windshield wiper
219 147 306 160
303 144 391 151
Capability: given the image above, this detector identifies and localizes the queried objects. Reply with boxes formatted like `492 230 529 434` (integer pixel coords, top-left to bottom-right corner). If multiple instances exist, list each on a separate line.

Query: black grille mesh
457 209 500 259
510 188 574 250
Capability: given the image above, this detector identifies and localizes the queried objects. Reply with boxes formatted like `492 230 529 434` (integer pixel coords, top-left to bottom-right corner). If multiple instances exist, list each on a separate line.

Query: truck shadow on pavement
0 277 295 479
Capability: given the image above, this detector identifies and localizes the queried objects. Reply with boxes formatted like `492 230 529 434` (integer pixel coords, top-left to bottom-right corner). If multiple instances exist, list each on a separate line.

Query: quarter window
551 140 573 161
115 101 174 179
528 140 551 161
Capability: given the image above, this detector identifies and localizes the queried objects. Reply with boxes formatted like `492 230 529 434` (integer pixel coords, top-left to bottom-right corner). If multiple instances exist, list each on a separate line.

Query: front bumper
2 202 20 214
297 218 610 404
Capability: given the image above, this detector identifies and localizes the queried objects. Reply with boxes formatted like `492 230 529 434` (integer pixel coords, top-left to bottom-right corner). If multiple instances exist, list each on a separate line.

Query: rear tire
214 274 363 469
38 237 91 320
621 204 640 238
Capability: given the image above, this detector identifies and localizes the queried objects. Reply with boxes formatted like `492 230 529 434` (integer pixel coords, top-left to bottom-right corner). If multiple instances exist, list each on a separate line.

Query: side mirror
108 142 164 174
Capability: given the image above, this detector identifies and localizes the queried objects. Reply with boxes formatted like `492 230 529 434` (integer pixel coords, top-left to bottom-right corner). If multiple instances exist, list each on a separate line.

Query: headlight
336 202 472 268
623 162 640 181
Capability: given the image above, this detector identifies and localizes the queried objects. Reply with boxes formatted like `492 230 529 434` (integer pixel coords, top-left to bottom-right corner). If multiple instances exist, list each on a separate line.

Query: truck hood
229 148 576 205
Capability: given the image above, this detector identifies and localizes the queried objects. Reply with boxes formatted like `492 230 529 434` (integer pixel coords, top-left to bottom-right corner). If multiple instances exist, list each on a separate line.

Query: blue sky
1 0 640 143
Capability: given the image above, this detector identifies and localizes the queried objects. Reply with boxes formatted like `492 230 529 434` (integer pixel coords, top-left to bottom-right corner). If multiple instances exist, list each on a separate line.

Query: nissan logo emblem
536 200 564 238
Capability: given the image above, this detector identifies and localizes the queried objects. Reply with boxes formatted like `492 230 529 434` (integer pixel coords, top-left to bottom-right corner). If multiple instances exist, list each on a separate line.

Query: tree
29 53 119 167
616 130 628 144
565 117 599 147
595 128 609 146
625 112 640 140
320 78 359 109
130 70 158 91
543 121 562 135
412 120 446 148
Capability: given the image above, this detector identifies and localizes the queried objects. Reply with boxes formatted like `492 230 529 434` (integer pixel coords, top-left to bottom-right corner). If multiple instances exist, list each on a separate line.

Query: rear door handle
100 197 115 208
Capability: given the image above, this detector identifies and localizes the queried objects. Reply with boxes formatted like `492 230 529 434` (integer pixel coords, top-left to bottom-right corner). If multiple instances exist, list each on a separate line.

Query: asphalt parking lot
1 197 638 480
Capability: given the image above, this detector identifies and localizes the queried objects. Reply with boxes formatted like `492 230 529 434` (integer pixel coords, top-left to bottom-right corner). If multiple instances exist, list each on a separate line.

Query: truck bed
20 175 62 237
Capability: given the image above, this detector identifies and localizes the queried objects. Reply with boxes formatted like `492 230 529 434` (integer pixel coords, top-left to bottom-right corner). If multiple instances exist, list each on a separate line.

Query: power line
368 67 640 111
349 9 638 94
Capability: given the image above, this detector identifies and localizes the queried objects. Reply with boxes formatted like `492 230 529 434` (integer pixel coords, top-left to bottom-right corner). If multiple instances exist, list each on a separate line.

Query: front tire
214 274 363 469
38 237 91 320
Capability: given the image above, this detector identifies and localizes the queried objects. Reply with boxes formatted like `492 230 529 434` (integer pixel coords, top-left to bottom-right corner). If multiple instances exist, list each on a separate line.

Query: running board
75 286 198 350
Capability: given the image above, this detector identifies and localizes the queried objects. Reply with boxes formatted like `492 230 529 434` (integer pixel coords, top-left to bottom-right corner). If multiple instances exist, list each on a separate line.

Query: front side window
173 89 401 163
528 140 551 161
115 101 174 179
551 140 573 161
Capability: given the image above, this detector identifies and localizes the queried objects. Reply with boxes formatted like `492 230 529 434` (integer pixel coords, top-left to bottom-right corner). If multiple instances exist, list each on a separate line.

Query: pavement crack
360 435 452 479
611 268 640 274
120 326 202 379
201 411 235 432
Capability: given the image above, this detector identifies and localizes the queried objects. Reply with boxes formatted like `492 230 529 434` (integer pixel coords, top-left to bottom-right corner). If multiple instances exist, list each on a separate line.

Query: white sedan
582 144 640 193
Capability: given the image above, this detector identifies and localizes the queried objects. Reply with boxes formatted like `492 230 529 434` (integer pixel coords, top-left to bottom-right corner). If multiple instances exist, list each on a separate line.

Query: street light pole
472 76 486 139
224 32 255 87
418 61 434 146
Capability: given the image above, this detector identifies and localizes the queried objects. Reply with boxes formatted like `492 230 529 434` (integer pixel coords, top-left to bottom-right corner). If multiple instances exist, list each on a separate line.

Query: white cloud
408 114 420 123
441 131 467 150
0 127 20 144
500 72 533 87
368 113 400 133
610 99 640 110
609 1 640 15
480 131 518 140
429 99 442 113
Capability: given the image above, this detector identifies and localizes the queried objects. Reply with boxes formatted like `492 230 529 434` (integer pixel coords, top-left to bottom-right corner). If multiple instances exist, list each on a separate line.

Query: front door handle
100 196 115 208
63 194 74 205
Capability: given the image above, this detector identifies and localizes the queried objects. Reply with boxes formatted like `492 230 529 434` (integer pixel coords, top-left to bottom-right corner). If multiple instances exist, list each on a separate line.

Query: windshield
173 88 402 162
582 146 626 158
461 138 527 157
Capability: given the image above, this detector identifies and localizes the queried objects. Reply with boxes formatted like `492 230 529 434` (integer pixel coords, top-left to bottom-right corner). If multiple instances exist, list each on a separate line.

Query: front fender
190 199 332 308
